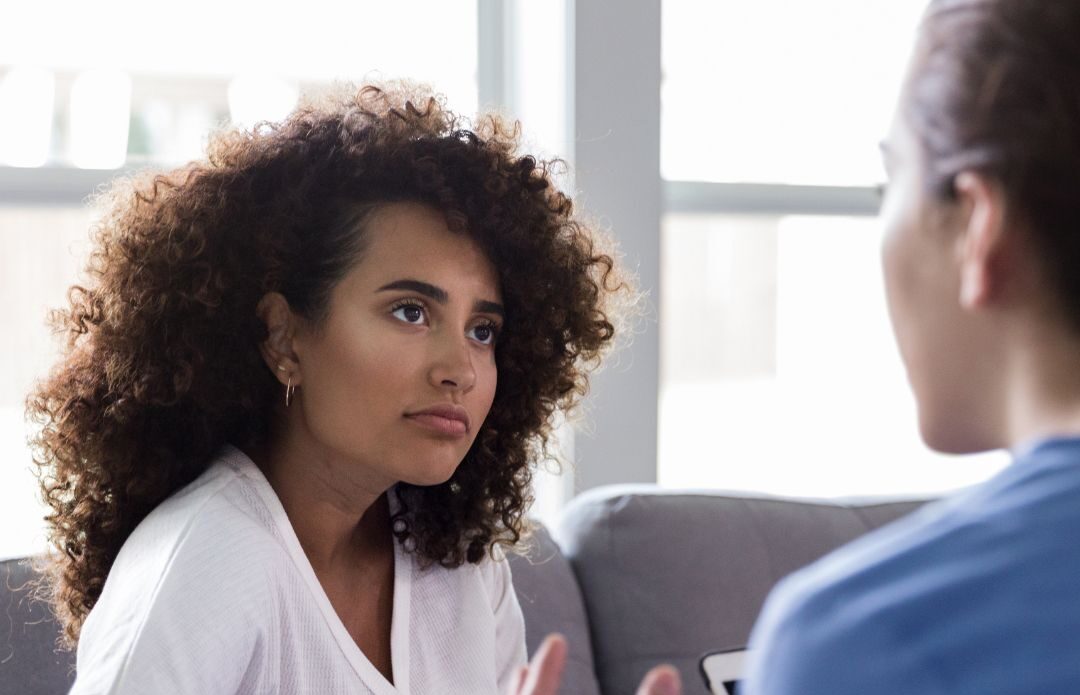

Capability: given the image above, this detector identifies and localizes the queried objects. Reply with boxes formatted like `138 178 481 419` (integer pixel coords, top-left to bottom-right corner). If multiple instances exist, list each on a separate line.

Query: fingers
636 664 682 695
516 633 568 695
509 665 529 694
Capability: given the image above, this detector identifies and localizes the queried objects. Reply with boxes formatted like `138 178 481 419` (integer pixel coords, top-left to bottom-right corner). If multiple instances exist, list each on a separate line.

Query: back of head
904 0 1080 328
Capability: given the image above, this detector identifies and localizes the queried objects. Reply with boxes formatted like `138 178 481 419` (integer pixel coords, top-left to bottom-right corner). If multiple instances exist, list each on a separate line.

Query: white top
70 446 527 695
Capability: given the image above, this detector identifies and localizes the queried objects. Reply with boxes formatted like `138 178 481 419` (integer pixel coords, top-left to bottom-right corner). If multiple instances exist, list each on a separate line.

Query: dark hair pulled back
907 0 1080 325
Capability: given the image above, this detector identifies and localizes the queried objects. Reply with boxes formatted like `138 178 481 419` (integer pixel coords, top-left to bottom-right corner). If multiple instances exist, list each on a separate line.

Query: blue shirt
742 437 1080 695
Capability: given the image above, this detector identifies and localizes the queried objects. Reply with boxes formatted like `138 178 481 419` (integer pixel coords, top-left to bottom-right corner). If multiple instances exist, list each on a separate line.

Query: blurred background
0 0 1006 560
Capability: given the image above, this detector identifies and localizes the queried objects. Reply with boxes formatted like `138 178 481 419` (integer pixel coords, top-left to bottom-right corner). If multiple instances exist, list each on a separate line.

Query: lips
404 403 471 436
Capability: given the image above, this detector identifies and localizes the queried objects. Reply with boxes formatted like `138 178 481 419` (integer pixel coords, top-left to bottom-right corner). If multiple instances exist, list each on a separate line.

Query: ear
954 171 1009 311
256 292 303 386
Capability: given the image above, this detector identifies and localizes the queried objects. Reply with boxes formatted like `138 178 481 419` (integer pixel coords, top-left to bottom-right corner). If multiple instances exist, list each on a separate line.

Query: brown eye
391 302 427 325
468 322 499 345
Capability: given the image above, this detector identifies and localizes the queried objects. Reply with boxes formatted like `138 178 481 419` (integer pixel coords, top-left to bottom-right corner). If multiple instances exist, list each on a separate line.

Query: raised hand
508 632 683 695
508 634 568 695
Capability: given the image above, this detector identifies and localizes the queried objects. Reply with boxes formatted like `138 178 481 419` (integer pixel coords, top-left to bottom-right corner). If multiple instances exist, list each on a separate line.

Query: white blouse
70 446 527 694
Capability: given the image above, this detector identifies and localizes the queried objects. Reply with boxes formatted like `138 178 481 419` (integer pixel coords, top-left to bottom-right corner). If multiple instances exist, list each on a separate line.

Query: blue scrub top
741 437 1080 694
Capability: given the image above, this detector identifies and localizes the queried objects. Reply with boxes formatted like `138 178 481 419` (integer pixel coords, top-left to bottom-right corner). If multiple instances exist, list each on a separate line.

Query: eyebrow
474 300 505 318
377 279 505 318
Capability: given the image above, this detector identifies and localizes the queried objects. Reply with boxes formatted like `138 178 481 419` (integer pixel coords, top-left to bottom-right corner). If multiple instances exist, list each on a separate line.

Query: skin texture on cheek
296 306 406 482
880 113 1014 453
880 119 976 452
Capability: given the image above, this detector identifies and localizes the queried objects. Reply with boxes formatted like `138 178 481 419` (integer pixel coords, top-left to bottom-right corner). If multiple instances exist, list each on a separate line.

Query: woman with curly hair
28 83 625 694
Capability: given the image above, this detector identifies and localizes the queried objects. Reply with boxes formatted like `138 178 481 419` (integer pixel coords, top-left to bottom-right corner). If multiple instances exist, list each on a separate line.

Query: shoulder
75 451 290 692
768 447 1080 622
472 547 518 605
742 506 958 693
83 449 289 633
113 451 285 590
745 458 1080 694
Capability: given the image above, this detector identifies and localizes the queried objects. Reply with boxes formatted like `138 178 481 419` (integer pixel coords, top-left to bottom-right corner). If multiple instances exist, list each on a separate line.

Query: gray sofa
0 486 926 695
508 486 926 695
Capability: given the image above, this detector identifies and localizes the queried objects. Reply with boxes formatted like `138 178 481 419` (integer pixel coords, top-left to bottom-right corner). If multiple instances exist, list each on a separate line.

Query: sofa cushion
556 486 928 695
509 524 602 695
0 558 76 695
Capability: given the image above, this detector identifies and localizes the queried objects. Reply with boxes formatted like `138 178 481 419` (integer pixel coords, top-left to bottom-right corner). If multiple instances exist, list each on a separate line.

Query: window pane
660 213 1008 497
0 207 94 559
0 1 478 167
2 2 477 89
661 0 924 185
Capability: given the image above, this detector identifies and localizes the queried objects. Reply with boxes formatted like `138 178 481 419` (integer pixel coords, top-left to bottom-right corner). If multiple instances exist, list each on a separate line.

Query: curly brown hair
27 82 628 646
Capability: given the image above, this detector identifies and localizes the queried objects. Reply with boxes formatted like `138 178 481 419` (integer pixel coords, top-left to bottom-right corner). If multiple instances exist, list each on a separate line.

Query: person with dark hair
29 82 628 694
516 0 1080 693
738 0 1080 691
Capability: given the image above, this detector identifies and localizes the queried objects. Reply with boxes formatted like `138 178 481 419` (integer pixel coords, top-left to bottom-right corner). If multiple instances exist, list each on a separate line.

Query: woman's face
879 108 1000 453
291 202 502 487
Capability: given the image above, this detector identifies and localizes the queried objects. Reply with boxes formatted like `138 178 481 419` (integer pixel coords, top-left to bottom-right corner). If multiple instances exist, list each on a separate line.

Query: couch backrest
555 486 929 695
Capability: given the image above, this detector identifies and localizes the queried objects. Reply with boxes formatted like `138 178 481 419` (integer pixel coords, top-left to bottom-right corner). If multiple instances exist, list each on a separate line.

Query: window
0 207 94 559
1 2 478 168
660 214 1007 496
662 0 924 185
659 0 1009 496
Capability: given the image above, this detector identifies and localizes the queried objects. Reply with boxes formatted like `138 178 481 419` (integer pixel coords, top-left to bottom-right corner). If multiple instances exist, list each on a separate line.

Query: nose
428 333 476 394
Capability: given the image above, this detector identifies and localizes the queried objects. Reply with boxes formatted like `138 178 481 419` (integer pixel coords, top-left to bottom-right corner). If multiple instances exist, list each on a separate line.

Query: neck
1003 316 1080 450
249 417 397 573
